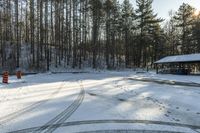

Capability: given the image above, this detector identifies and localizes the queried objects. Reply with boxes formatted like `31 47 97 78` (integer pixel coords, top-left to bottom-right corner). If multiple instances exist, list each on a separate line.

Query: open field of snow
0 71 200 133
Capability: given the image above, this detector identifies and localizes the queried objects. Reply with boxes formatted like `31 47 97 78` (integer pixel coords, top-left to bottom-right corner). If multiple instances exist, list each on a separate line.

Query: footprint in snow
167 111 171 114
165 114 169 117
186 109 190 111
196 112 200 115
176 107 179 109
118 98 126 102
173 118 180 122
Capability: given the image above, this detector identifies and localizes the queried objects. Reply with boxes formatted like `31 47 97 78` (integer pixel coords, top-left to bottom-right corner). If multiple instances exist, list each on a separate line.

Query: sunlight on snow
135 107 164 119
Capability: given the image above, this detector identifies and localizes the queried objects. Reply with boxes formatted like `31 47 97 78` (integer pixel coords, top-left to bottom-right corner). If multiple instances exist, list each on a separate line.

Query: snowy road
0 72 200 133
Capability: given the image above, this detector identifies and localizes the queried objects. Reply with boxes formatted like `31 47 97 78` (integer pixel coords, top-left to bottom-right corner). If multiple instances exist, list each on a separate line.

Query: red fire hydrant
2 71 9 84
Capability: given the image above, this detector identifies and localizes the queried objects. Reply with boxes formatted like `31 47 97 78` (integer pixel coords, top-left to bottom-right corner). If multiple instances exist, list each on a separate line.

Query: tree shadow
0 72 200 132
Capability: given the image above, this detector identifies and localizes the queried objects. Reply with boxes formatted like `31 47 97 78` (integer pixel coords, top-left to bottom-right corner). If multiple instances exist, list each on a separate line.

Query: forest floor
0 71 200 133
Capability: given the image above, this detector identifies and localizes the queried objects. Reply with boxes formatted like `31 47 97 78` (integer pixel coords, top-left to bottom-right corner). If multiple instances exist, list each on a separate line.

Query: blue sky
119 0 200 20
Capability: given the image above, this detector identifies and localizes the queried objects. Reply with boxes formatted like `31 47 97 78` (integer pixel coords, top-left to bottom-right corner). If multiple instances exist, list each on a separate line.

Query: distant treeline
0 0 199 71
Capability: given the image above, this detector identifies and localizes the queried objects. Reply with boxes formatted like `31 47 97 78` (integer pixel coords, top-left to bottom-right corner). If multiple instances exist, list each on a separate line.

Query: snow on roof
155 53 200 64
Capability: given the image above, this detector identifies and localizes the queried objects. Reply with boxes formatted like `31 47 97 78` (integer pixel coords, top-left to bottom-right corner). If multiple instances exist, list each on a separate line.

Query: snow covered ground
0 71 200 133
130 71 200 84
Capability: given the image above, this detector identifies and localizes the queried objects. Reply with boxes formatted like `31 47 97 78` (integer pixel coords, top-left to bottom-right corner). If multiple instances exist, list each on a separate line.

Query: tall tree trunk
45 0 49 70
30 0 35 66
15 0 19 68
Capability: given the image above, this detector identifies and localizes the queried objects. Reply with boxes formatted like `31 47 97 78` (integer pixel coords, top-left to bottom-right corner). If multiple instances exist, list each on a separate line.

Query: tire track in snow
7 119 200 133
35 80 85 133
0 81 66 125
7 78 200 133
77 129 185 133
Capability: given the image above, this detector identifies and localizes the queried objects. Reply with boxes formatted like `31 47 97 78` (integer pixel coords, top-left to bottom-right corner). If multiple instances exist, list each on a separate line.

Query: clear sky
119 0 200 20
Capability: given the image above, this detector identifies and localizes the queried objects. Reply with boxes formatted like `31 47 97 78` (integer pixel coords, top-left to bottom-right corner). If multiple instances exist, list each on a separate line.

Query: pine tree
135 0 163 67
89 0 103 69
110 0 121 68
150 23 166 65
30 0 35 66
193 13 200 53
15 0 19 68
104 0 114 69
164 11 179 55
174 3 195 54
121 0 135 68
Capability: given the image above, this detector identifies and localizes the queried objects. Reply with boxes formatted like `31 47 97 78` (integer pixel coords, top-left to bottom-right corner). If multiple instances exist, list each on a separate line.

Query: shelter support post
156 64 158 74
